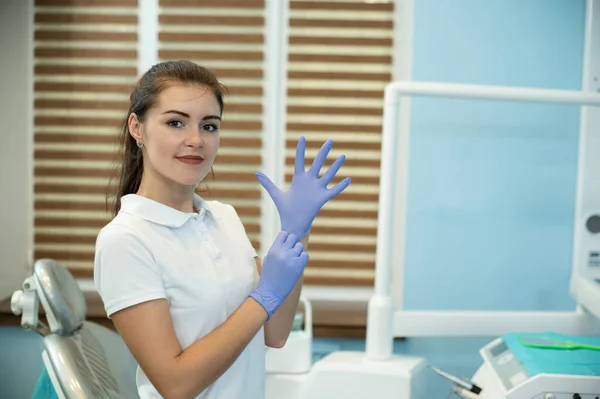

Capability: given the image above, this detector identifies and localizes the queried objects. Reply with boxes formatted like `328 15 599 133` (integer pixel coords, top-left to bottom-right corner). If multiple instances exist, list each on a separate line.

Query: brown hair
107 60 227 216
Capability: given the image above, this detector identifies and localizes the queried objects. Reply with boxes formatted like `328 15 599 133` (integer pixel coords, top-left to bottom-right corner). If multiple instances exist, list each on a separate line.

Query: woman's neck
136 171 196 213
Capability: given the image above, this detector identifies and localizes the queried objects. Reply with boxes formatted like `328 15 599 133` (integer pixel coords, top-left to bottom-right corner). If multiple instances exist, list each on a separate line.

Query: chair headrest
34 258 86 335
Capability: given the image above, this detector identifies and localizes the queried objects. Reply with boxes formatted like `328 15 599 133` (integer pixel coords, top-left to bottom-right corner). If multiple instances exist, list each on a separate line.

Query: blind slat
287 88 382 98
35 82 134 94
287 122 381 134
288 53 391 64
159 15 263 26
35 13 137 24
158 50 263 61
288 71 390 81
35 65 137 76
290 36 392 47
35 0 137 6
160 0 264 7
290 18 392 29
159 32 263 44
35 30 137 42
35 48 137 59
290 1 392 12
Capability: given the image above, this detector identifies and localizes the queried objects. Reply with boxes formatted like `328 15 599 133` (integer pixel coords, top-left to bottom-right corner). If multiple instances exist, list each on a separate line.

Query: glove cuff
249 282 283 320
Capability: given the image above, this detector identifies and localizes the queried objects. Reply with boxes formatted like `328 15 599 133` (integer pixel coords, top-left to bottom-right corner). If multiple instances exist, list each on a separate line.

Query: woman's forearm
168 299 267 398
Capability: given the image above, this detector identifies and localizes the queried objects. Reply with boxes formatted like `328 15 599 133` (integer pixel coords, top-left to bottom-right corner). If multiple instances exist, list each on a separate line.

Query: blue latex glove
249 231 309 320
256 137 351 238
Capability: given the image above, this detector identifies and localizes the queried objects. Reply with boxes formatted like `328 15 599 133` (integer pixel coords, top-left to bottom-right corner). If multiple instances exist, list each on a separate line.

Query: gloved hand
249 231 309 320
256 137 351 238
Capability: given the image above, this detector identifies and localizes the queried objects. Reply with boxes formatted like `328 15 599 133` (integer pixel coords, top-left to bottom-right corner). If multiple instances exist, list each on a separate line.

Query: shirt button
203 235 209 240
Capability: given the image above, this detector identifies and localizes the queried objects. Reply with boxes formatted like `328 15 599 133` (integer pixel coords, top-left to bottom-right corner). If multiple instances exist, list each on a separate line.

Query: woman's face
130 83 221 189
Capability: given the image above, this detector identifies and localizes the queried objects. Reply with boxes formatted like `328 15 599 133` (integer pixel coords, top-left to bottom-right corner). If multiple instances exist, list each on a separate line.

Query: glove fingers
294 136 307 176
283 232 298 249
256 172 280 201
293 242 304 256
296 251 310 268
320 154 346 185
274 231 289 245
327 177 352 199
308 139 333 177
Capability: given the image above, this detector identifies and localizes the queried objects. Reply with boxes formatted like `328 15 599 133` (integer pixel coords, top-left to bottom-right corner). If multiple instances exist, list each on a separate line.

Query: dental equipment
453 386 487 399
470 335 600 399
429 365 482 395
11 258 139 399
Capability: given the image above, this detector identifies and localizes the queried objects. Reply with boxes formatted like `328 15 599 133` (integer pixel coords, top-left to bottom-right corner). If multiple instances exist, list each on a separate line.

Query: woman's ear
128 112 143 143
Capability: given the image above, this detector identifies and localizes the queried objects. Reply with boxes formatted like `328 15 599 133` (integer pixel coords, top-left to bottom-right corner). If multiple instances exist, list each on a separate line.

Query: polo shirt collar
119 193 218 228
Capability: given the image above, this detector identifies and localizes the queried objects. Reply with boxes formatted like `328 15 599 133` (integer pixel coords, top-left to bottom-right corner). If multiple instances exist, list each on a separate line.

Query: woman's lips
176 155 204 165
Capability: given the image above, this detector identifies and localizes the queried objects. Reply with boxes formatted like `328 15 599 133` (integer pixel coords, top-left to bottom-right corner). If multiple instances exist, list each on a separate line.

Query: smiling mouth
176 156 204 165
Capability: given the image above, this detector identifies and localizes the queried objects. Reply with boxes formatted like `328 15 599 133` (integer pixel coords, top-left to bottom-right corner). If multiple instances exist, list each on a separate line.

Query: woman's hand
249 231 309 320
256 136 351 238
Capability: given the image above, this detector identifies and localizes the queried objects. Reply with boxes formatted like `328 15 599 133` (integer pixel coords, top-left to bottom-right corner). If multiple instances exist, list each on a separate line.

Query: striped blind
158 0 265 252
33 0 138 277
32 0 394 289
286 1 394 286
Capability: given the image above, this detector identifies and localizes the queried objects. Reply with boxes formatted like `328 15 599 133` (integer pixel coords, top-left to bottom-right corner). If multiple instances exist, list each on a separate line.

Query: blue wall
403 0 587 311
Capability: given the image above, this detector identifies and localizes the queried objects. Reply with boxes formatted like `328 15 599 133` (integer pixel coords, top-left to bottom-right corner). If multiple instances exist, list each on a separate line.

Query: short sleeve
93 224 167 318
224 204 258 258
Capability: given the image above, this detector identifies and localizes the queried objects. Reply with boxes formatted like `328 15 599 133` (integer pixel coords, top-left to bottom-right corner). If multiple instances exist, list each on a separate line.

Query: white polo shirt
93 194 265 399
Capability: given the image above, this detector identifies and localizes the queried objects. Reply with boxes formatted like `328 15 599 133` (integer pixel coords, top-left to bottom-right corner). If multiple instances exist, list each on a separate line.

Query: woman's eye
167 120 183 128
202 124 219 133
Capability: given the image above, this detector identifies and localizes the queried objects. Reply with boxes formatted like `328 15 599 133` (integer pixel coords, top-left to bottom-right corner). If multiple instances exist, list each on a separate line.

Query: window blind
286 0 394 286
32 0 394 289
158 0 266 252
33 0 138 277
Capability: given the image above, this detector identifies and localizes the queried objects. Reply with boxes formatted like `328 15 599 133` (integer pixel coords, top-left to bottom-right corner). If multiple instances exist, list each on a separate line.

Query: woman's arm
258 232 309 348
112 297 267 399
100 229 307 399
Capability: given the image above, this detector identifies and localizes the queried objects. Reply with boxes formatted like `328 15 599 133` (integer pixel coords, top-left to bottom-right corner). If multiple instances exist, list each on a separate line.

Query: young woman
93 60 351 399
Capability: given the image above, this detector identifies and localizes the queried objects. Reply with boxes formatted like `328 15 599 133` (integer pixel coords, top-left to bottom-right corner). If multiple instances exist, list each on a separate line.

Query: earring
136 141 143 148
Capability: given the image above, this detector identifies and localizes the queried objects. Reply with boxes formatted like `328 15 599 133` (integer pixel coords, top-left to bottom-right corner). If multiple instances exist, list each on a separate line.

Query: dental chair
10 259 139 399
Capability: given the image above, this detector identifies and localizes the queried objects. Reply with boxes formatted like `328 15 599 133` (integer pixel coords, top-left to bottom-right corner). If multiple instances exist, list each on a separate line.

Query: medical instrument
470 336 600 399
518 335 600 351
429 365 483 395
453 386 487 399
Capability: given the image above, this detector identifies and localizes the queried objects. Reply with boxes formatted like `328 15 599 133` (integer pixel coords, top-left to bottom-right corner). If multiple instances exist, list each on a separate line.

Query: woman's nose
186 128 204 148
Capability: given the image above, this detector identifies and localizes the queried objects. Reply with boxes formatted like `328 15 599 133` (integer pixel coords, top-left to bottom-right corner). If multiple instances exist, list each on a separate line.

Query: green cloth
503 332 600 376
31 367 59 399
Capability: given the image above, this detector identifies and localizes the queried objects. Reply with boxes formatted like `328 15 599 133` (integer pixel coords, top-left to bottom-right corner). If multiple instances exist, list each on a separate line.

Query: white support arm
366 81 600 361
